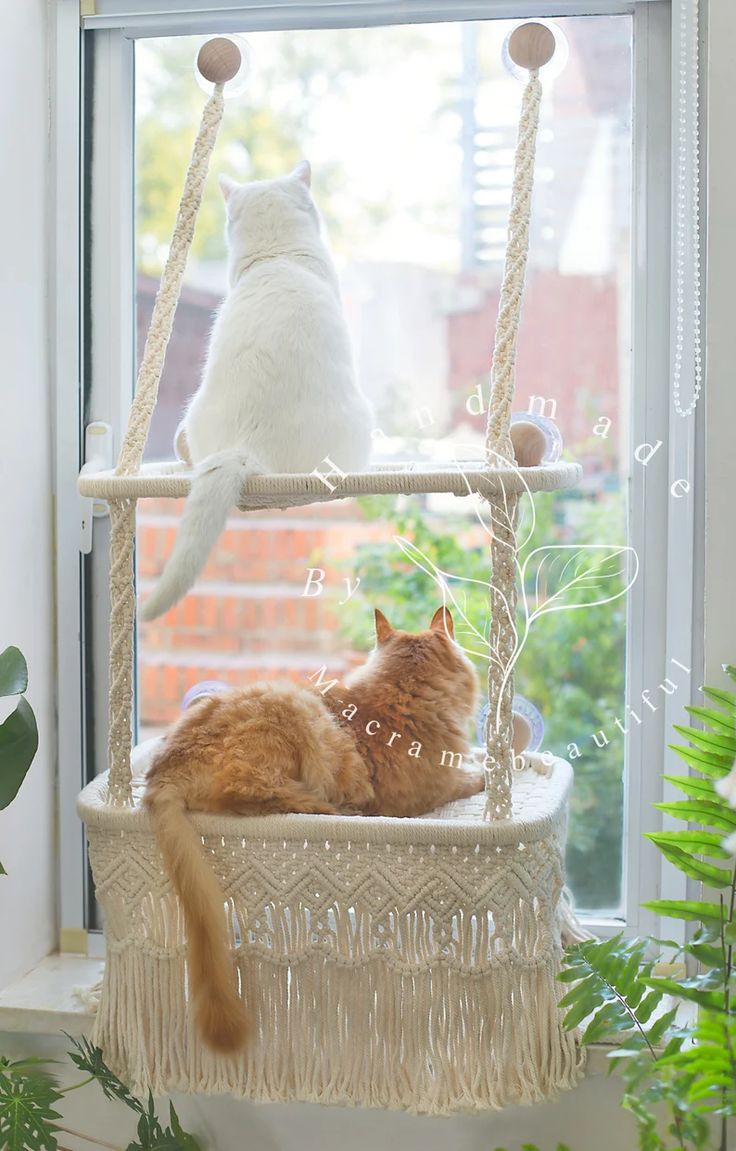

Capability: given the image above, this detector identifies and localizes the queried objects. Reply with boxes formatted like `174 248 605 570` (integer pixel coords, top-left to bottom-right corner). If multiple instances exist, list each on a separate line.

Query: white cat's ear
430 606 454 639
218 174 239 202
291 160 311 188
374 608 394 645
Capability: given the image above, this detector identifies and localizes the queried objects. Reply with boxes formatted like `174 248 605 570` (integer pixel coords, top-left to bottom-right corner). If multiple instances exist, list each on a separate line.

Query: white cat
140 162 374 622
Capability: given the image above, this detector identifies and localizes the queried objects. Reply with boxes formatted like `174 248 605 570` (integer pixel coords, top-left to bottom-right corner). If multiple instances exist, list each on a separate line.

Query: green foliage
338 490 628 910
0 647 39 874
0 1057 62 1151
554 666 736 1151
66 1037 203 1151
494 1145 571 1151
0 1039 203 1151
135 28 438 274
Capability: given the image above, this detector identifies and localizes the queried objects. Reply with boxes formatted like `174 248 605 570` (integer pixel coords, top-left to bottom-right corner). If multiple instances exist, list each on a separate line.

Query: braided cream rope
484 493 519 820
485 72 542 465
484 71 544 820
108 84 227 801
116 85 225 477
107 499 137 805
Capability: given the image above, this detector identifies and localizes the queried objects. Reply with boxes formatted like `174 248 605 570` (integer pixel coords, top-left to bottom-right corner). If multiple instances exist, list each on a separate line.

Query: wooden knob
508 23 556 71
510 420 547 467
197 37 242 85
512 713 532 756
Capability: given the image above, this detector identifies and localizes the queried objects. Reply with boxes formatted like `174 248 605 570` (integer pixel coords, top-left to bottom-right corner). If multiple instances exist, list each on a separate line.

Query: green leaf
0 1065 62 1151
646 829 730 859
642 899 726 924
561 988 606 1030
685 705 736 736
643 840 732 887
702 684 736 712
724 664 736 684
0 697 39 811
65 1035 143 1116
646 1007 679 1046
558 971 607 1008
643 976 724 1011
686 941 724 967
654 799 736 831
581 1001 632 1044
669 743 734 778
0 648 28 698
168 1103 203 1151
660 774 716 801
673 723 736 758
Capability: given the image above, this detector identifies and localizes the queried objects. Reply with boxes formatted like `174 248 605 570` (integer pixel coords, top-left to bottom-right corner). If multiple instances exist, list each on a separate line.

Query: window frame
54 0 700 951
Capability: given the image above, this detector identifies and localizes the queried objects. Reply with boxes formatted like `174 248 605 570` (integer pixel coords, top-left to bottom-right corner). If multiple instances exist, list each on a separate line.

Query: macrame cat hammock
78 27 586 1114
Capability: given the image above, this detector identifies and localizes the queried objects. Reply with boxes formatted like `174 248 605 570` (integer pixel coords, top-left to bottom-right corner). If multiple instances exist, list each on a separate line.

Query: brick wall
137 499 388 730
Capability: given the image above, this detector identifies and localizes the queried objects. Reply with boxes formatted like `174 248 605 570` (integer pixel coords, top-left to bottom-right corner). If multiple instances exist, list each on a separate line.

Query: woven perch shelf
78 459 583 507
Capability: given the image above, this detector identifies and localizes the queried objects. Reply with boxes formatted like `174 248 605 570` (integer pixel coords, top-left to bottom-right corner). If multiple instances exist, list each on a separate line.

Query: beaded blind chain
672 0 702 419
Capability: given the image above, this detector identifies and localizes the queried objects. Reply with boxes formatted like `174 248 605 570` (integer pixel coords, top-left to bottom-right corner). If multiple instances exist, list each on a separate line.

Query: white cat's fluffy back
140 163 373 622
185 162 373 471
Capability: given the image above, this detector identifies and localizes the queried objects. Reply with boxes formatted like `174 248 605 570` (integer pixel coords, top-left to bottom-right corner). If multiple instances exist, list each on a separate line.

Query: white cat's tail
140 451 260 622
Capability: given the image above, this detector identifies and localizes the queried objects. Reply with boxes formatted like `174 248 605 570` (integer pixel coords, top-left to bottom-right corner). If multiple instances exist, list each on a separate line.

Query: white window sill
0 954 103 1035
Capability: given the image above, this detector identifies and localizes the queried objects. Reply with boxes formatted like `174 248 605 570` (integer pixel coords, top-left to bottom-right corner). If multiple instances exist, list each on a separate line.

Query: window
57 0 696 946
134 16 632 914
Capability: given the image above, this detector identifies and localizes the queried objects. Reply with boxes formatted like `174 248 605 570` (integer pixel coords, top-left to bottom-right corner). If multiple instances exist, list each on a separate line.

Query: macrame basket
77 27 586 1114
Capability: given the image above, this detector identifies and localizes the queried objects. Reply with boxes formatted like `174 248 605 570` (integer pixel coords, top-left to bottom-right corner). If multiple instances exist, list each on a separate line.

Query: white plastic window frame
52 0 699 954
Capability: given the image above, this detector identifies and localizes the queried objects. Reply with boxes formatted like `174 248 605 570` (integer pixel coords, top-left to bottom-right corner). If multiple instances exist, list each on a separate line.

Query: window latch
79 422 113 554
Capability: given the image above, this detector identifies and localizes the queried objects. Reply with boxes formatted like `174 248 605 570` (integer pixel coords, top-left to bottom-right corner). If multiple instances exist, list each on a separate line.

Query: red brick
162 667 178 704
304 598 319 630
284 599 300 629
199 595 218 630
261 600 278 630
222 598 238 633
273 531 291 562
242 600 258 630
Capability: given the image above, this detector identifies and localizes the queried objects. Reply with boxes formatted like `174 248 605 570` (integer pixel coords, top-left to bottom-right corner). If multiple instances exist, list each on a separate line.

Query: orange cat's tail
144 781 250 1053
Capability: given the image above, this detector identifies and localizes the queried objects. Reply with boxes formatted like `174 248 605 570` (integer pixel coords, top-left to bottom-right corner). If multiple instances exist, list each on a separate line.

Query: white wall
0 0 56 986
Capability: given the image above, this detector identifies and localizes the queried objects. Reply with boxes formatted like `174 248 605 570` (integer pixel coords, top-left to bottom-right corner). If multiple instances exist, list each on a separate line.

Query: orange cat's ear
430 606 454 639
374 608 394 645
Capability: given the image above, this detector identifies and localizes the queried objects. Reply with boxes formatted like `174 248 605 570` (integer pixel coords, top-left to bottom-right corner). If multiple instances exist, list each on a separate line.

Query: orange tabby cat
144 605 482 1054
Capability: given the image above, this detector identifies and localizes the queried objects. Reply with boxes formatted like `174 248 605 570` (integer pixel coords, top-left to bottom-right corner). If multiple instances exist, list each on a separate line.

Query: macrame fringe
74 979 103 1013
558 886 596 947
92 947 584 1114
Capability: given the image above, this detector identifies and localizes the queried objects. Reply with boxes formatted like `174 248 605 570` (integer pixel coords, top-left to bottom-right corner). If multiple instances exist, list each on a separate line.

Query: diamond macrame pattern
90 822 564 972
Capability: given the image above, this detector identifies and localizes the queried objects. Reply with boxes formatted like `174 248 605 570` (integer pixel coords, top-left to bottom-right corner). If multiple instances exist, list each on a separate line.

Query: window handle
79 422 113 554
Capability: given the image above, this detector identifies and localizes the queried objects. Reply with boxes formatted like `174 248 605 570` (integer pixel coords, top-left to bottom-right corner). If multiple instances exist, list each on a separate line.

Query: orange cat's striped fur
144 606 481 1054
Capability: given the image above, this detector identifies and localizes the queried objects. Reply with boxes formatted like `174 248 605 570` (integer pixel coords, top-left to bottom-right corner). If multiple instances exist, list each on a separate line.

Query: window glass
135 16 632 915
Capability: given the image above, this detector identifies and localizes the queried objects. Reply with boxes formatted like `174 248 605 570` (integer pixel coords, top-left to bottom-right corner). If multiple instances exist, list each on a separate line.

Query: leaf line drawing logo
394 449 639 735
